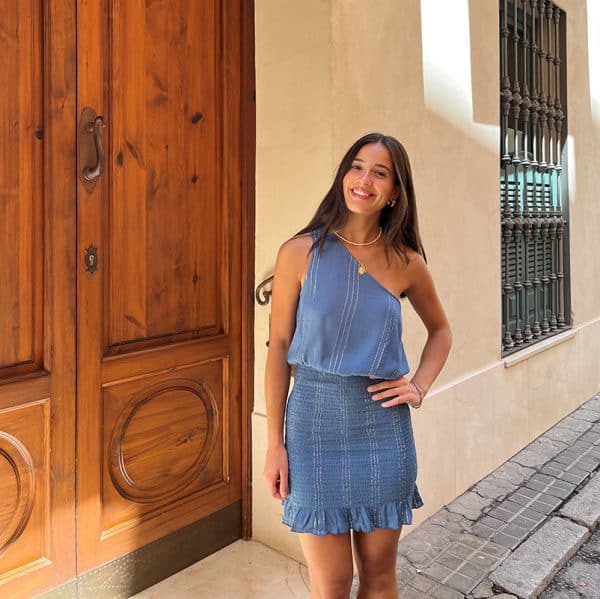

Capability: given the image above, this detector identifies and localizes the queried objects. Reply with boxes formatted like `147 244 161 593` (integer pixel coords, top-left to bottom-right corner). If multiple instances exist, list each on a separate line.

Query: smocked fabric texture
282 231 423 535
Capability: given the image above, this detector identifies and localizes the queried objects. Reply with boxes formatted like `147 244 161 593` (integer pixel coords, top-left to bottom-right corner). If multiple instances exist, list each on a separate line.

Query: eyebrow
352 158 392 172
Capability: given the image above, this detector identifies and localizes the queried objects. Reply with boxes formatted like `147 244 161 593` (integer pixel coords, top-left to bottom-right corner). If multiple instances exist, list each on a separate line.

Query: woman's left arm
368 252 452 408
403 253 452 398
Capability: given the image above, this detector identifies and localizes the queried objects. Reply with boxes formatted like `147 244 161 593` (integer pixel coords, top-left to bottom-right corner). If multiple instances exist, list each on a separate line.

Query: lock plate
84 245 98 274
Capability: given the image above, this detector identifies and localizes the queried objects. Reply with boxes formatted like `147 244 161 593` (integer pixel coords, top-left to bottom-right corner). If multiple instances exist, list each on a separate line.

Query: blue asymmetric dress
282 229 424 536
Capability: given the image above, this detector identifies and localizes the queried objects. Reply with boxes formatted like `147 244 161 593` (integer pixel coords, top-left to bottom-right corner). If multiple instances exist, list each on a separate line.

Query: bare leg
298 532 354 599
352 527 402 599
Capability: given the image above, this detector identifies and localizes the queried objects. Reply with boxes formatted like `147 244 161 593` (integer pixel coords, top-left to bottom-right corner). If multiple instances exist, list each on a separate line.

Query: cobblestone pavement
540 527 600 599
370 392 600 599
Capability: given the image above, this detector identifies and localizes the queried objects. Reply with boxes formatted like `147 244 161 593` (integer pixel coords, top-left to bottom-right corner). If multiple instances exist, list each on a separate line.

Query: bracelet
409 380 425 409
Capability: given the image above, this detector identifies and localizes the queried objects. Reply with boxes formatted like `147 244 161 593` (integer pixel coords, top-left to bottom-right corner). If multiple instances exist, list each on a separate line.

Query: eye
350 164 361 170
375 171 386 178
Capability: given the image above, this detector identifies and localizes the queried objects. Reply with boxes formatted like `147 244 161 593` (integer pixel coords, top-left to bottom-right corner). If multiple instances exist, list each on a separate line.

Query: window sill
503 328 576 368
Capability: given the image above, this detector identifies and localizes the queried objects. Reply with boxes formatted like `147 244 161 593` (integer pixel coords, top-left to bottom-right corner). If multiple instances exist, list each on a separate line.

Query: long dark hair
297 133 427 281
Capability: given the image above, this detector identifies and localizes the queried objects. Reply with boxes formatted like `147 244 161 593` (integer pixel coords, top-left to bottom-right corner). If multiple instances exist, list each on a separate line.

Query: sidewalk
134 392 600 599
392 391 600 599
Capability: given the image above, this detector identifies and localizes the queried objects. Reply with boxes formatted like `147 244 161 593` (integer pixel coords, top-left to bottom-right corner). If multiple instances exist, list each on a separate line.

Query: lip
350 188 375 200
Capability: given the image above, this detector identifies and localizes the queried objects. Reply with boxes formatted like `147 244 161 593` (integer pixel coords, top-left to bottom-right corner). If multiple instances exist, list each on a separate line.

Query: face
342 142 399 217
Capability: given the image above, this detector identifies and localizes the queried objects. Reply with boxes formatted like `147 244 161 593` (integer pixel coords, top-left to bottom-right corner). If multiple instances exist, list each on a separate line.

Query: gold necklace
334 227 382 247
334 227 382 274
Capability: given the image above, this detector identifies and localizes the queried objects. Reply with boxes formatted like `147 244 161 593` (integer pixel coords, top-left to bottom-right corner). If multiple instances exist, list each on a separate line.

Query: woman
263 132 452 599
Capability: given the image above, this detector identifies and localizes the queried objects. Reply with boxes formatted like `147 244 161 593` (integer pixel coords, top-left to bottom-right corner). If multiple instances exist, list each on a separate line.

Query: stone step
489 516 589 598
559 472 600 527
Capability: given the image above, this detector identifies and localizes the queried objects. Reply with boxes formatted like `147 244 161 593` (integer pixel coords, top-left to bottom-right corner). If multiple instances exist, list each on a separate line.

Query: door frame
240 0 256 540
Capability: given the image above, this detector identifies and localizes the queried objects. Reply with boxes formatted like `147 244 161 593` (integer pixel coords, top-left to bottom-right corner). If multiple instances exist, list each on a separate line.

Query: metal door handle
83 116 106 182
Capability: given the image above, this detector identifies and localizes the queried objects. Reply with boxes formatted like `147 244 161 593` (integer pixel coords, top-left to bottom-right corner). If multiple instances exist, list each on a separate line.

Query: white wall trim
502 329 578 368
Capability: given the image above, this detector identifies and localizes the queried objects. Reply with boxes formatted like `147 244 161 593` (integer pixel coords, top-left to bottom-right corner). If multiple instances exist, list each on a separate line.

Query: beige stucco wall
253 0 333 562
252 0 600 562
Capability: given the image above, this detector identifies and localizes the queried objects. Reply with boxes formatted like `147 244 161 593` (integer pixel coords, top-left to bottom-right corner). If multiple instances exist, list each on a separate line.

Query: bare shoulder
406 248 427 269
275 233 314 285
280 232 313 253
402 247 436 289
399 247 427 273
277 233 313 264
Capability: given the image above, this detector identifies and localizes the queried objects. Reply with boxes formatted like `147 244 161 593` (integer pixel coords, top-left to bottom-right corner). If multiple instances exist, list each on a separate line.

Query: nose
357 170 372 185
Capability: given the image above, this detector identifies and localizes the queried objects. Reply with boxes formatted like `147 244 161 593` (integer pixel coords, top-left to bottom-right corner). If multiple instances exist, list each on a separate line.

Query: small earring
388 198 396 207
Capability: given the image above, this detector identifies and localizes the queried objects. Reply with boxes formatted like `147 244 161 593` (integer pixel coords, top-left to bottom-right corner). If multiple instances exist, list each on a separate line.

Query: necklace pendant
358 264 367 275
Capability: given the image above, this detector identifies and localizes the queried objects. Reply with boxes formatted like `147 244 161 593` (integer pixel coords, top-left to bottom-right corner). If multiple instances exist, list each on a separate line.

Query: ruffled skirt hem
281 485 424 536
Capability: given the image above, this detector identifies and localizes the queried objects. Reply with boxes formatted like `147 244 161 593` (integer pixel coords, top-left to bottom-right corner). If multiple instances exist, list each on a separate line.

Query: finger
280 472 289 499
265 474 280 499
371 387 403 401
367 378 407 393
381 396 409 408
267 479 279 499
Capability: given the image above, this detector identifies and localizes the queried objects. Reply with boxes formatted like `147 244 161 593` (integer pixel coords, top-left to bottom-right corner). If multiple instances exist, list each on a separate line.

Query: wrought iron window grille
500 0 570 356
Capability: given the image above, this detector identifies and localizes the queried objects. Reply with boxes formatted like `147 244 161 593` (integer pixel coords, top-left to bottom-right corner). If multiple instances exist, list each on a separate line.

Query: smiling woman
344 145 397 212
263 133 452 598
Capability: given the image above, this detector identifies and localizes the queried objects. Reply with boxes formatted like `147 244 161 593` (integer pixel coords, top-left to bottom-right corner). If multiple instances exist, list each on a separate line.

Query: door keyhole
84 245 98 274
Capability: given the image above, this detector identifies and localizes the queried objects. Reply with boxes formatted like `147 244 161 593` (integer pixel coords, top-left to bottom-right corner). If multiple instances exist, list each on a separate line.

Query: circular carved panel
109 377 219 503
0 459 18 533
0 432 35 557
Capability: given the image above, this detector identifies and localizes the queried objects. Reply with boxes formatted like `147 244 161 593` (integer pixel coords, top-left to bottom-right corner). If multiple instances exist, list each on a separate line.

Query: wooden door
1 1 251 594
0 1 77 597
76 0 252 574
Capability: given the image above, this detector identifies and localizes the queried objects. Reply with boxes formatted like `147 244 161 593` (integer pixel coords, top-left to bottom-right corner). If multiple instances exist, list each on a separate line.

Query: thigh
299 532 354 598
352 527 402 576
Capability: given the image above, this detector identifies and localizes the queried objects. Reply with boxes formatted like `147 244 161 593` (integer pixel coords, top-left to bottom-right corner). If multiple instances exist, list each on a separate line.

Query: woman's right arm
263 236 310 501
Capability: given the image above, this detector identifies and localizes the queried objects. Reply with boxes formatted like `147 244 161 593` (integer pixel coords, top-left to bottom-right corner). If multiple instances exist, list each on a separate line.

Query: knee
310 570 353 599
356 556 396 591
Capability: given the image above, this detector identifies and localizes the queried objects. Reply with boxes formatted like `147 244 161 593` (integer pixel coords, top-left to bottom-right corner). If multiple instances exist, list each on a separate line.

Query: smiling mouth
351 188 374 200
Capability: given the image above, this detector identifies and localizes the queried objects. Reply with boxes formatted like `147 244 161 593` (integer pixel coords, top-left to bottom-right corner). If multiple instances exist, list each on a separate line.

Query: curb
390 392 600 599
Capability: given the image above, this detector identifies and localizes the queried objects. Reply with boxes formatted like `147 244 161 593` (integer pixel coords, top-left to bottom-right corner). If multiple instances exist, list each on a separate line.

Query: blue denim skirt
282 366 424 535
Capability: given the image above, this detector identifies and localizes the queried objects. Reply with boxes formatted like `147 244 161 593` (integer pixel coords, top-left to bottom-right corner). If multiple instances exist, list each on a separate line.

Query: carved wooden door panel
0 1 77 596
76 0 247 573
0 0 251 594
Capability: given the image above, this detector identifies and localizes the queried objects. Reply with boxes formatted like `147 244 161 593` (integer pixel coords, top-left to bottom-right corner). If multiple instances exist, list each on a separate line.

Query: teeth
353 189 371 197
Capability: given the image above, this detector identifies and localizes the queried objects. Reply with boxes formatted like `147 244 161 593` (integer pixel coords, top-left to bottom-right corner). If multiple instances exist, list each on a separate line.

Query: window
499 0 570 356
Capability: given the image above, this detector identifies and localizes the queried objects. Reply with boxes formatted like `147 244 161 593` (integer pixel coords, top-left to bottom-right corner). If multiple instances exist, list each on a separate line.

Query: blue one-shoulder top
287 230 410 379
